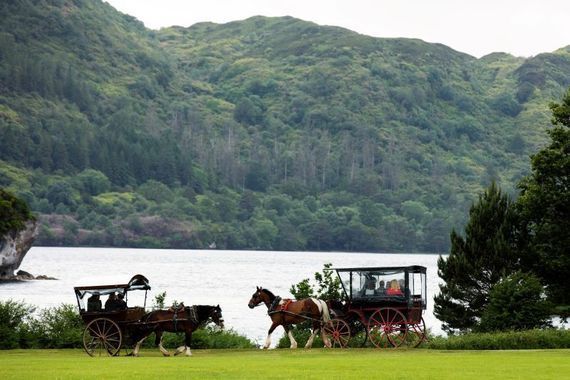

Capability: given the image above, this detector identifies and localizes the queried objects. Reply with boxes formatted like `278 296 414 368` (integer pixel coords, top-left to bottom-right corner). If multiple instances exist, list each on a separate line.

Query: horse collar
188 306 198 324
269 296 282 313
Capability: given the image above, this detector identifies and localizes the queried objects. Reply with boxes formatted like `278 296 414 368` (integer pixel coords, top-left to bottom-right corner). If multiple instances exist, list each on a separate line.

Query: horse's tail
312 298 330 323
320 300 331 323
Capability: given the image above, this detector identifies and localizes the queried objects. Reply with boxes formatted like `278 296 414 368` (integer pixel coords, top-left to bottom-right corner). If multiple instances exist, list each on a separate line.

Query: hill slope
1 1 569 252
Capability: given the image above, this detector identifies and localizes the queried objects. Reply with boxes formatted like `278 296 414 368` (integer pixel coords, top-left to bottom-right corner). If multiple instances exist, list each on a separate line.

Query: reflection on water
0 247 444 345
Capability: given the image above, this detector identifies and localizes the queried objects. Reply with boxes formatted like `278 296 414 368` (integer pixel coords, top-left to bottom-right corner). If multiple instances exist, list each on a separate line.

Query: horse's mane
261 288 276 301
191 305 218 322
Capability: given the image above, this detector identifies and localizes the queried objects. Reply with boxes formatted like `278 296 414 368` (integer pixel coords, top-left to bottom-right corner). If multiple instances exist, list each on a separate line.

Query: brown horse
130 304 224 356
248 287 331 349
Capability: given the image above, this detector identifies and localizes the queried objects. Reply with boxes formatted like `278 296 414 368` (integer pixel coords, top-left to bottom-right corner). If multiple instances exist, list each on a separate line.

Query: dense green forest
0 0 569 252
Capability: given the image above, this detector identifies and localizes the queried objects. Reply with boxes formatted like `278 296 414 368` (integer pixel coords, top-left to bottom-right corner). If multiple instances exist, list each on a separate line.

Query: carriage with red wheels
322 266 428 348
74 274 151 356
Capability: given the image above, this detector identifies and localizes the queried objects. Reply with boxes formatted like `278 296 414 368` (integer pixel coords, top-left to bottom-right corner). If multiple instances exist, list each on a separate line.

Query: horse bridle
209 306 224 326
250 290 268 308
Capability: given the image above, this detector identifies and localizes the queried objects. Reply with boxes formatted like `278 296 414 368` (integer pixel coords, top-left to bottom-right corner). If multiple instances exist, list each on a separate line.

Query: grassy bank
1 348 568 379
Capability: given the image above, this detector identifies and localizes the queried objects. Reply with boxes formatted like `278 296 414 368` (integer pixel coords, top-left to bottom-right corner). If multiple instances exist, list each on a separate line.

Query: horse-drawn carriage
74 274 224 357
74 274 151 356
323 266 428 348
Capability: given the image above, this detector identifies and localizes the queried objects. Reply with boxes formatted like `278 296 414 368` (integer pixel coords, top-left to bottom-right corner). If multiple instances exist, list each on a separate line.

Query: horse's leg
284 325 297 349
174 330 192 356
264 322 279 349
305 321 323 349
184 330 193 356
173 330 185 356
305 327 318 349
321 326 332 348
132 335 148 357
156 331 170 356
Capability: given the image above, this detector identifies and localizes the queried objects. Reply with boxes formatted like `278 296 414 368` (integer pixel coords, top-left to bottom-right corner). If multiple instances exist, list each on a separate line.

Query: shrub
0 300 34 349
478 272 552 332
427 329 570 350
152 326 255 349
29 304 84 348
277 326 325 348
1 300 255 350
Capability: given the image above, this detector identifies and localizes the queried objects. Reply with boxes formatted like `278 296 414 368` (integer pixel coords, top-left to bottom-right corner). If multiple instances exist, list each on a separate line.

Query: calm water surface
0 247 444 345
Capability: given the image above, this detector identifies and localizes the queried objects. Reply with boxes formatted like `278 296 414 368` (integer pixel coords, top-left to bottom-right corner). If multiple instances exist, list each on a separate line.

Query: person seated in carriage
116 293 127 310
377 280 386 295
386 279 404 296
87 294 102 311
105 293 118 311
359 277 378 297
104 292 128 311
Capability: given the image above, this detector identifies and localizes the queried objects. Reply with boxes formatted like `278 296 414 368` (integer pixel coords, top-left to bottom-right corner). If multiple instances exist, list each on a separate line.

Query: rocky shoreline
0 269 57 282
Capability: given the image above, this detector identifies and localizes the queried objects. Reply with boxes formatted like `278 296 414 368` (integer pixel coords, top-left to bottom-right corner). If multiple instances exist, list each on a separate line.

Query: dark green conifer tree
517 88 570 307
434 182 519 333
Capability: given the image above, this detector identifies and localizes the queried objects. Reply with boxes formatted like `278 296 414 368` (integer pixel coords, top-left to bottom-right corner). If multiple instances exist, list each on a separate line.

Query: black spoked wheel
347 316 369 347
83 318 122 357
367 307 407 348
323 319 351 348
406 317 427 347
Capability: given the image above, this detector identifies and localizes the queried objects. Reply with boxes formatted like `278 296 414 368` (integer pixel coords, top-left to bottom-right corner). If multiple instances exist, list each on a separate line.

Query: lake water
0 247 444 346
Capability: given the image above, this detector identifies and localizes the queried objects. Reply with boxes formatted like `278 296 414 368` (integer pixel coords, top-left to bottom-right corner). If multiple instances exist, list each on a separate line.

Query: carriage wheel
406 317 427 347
347 316 368 347
323 319 351 348
367 308 407 348
83 318 122 357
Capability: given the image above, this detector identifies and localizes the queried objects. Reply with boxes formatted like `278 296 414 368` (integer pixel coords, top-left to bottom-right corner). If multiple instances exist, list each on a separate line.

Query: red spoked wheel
323 319 351 348
406 317 427 347
83 318 122 357
367 307 407 348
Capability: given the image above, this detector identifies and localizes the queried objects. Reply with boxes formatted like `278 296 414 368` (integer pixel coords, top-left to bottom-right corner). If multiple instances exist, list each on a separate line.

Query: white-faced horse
248 287 331 349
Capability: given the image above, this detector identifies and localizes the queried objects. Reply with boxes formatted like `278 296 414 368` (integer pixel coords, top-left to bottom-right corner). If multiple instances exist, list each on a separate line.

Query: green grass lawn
0 349 568 379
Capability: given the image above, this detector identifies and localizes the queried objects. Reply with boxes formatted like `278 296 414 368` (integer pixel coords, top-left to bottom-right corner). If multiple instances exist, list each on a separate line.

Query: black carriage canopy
328 266 427 305
74 274 151 299
328 265 427 275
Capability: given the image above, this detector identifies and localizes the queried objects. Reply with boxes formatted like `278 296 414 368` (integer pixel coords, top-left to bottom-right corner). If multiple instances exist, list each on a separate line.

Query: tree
0 188 35 235
233 97 264 125
478 271 552 332
45 182 75 208
434 182 519 333
290 263 342 301
517 88 570 307
137 180 174 203
76 169 110 196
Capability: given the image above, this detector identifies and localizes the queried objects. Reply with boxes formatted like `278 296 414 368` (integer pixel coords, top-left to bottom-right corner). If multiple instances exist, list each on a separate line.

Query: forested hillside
1 0 569 252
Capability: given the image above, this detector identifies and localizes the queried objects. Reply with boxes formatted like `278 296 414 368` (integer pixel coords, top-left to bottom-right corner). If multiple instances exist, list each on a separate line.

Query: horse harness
268 296 292 315
267 296 323 324
168 304 199 332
